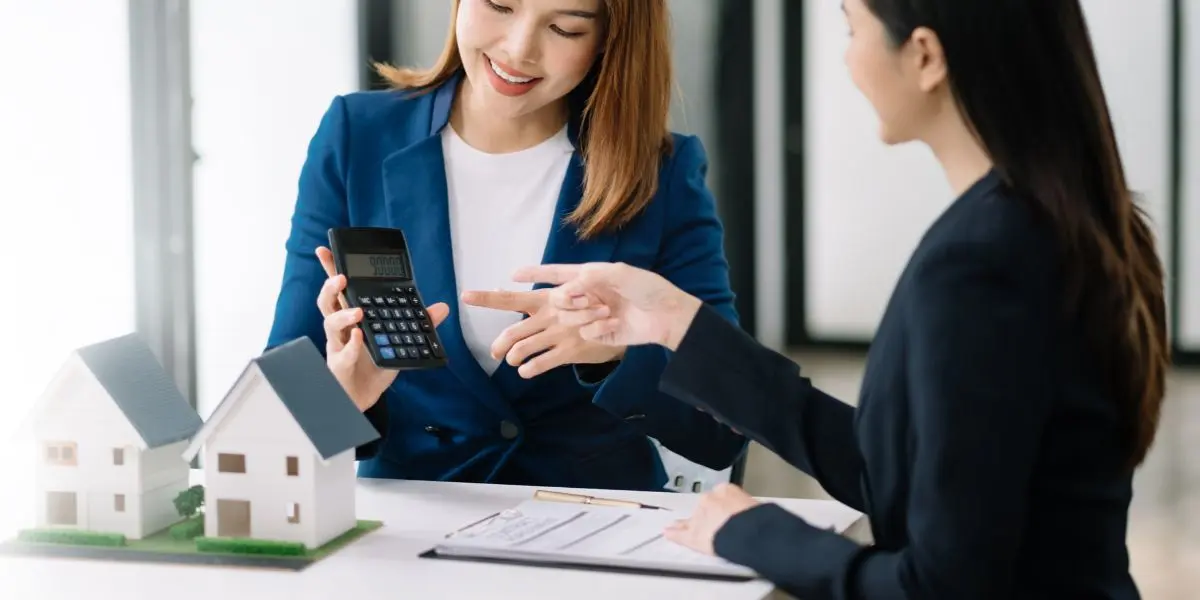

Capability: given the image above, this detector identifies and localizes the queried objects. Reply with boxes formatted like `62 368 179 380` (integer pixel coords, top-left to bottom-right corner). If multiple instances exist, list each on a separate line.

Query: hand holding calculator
326 227 449 370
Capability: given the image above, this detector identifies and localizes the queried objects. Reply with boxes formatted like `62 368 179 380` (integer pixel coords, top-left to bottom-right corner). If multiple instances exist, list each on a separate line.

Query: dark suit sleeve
263 96 389 460
708 244 1055 600
659 304 866 510
589 135 747 471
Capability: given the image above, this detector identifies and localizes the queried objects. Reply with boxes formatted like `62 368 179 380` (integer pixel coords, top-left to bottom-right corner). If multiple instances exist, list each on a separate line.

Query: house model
181 337 380 549
29 334 203 540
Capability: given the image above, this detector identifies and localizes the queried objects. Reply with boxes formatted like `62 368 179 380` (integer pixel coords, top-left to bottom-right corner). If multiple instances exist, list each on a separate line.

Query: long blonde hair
375 0 675 239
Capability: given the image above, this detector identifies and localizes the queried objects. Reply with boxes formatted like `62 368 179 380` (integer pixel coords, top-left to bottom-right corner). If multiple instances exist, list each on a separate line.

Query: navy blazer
266 72 746 491
660 170 1141 599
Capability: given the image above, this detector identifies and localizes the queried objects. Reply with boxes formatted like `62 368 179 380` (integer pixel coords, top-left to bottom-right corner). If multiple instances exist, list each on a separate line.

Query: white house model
30 334 203 540
181 337 380 549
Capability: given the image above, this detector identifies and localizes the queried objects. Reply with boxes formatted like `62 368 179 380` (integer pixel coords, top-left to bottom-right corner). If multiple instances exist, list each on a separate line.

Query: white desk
0 475 862 600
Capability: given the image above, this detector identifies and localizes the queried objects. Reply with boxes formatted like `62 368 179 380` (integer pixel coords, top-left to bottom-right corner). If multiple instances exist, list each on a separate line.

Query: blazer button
500 420 519 440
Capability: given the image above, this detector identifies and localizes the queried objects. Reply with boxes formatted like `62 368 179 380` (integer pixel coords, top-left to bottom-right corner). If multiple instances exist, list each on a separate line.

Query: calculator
327 227 447 370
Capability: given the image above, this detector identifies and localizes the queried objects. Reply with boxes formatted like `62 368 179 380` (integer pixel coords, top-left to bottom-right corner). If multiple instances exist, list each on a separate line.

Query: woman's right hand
315 246 450 412
511 262 703 351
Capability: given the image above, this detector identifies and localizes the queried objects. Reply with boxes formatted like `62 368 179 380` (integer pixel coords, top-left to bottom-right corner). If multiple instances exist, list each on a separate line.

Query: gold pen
533 489 667 510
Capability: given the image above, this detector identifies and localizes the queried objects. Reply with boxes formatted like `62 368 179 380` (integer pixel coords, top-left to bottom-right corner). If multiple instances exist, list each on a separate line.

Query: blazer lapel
379 74 511 419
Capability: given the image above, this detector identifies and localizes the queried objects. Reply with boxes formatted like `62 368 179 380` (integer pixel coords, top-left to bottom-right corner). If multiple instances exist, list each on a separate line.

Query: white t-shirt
442 124 574 375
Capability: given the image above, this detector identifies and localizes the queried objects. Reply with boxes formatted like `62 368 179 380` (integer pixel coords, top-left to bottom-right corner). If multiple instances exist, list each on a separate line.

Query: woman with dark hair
515 0 1169 597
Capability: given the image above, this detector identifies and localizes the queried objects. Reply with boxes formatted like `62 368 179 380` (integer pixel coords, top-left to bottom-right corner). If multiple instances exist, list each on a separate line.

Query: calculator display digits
328 228 448 371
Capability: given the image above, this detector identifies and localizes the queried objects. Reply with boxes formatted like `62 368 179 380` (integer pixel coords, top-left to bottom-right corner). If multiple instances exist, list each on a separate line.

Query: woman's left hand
664 483 761 556
462 289 625 378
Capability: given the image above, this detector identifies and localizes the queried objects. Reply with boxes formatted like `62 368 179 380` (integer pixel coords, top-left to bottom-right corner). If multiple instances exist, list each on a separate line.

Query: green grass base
3 519 383 568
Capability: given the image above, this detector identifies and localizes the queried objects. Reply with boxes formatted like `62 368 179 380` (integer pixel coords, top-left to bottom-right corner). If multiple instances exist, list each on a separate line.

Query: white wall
802 0 1176 341
1182 3 1200 350
190 0 360 418
0 0 136 540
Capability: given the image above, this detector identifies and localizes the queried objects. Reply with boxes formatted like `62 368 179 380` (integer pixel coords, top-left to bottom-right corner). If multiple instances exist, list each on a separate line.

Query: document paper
431 500 758 579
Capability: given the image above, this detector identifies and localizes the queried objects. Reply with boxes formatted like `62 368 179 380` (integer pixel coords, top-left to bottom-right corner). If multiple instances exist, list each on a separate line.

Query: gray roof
76 334 203 449
251 337 380 460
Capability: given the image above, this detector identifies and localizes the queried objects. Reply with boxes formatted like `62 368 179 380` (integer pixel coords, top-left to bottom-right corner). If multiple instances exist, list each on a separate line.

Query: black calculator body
327 227 447 370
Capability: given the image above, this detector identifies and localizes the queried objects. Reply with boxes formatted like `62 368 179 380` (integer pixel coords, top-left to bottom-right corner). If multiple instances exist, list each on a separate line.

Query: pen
533 489 667 510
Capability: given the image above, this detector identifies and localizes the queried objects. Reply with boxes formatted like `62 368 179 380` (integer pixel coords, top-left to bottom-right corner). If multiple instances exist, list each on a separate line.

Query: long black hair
863 0 1168 467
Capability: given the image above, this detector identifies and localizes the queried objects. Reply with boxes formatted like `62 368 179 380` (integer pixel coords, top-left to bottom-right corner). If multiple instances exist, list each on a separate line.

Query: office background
1 1 1195 596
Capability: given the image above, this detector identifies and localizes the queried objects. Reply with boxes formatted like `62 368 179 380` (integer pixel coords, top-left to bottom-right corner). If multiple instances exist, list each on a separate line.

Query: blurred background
0 1 1196 596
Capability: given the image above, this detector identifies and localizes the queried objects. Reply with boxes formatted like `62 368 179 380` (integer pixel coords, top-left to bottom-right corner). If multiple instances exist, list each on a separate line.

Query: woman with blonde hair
266 0 745 490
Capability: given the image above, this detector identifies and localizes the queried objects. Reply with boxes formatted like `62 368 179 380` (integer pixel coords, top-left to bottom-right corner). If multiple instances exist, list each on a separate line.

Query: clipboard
417 547 757 582
416 500 759 582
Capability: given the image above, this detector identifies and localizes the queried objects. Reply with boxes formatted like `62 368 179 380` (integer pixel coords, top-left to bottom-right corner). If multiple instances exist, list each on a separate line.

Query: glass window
1182 3 1200 350
189 0 360 418
0 0 135 536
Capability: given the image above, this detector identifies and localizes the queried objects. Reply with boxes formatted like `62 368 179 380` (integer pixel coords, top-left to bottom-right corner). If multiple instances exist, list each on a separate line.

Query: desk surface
0 474 861 600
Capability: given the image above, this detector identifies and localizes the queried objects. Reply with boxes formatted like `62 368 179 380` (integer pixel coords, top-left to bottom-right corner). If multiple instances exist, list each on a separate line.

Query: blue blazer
660 170 1142 598
266 72 747 491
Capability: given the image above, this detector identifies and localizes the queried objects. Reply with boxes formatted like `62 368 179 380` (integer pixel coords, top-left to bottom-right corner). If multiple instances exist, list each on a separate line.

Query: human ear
909 26 948 93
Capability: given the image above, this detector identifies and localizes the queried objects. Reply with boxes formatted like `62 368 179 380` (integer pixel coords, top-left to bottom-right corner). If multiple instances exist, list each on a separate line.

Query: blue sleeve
659 304 866 511
267 95 349 352
264 96 389 458
712 244 1053 600
587 135 748 471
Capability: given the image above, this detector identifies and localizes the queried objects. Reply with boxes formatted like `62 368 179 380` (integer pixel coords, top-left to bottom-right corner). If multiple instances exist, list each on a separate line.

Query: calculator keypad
359 289 443 362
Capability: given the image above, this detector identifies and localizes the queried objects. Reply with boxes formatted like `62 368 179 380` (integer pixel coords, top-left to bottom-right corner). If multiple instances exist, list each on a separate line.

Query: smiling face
455 0 605 121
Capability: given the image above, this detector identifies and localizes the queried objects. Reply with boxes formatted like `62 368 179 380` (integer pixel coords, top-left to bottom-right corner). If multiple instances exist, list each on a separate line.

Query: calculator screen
344 253 408 279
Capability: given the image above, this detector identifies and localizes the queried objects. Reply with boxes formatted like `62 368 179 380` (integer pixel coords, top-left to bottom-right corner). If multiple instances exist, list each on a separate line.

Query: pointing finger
461 289 539 314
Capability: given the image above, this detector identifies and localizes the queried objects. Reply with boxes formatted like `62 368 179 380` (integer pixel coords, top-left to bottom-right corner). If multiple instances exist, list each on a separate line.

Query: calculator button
402 334 415 345
366 309 379 320
385 322 398 333
392 287 406 294
396 296 409 307
420 321 432 332
374 297 385 305
420 347 433 359
415 309 426 319
413 334 425 344
430 340 444 357
383 297 396 306
370 323 384 333
410 296 422 307
379 347 396 360
406 287 416 294
359 297 373 306
376 309 389 319
374 334 391 346
402 308 415 319
389 334 404 345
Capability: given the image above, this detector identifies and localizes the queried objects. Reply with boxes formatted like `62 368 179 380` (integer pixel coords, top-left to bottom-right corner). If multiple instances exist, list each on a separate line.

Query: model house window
44 442 77 466
287 503 300 524
114 494 125 512
286 456 298 476
113 448 124 466
217 453 246 473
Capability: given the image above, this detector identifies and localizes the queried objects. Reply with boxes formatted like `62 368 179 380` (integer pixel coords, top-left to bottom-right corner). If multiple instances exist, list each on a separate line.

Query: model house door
217 499 250 538
46 491 77 525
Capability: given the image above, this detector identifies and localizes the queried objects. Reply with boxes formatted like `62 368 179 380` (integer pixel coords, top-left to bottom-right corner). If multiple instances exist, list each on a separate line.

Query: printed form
432 500 758 579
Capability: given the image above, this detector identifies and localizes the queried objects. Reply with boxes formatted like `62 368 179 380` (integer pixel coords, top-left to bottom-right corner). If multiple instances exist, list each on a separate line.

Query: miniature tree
173 484 205 519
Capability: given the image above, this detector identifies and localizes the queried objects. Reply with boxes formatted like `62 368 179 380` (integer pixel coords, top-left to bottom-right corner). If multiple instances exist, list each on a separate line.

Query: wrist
662 293 702 351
